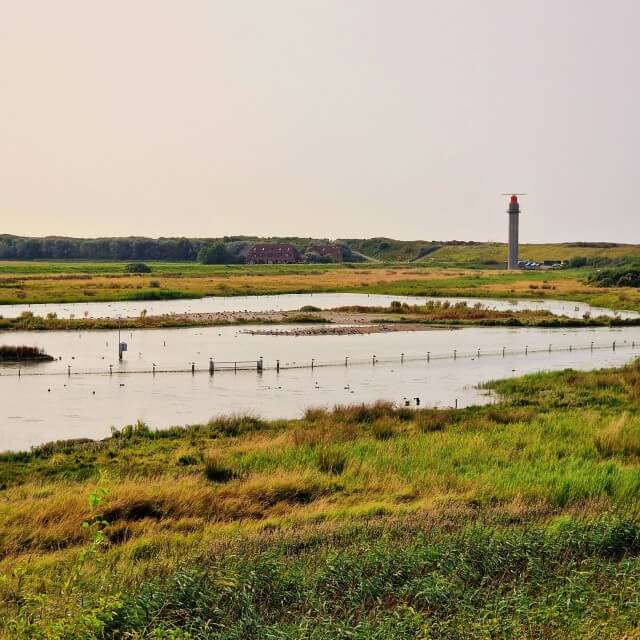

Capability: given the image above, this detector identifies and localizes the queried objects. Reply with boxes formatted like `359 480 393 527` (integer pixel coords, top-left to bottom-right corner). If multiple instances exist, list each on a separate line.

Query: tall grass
6 514 640 639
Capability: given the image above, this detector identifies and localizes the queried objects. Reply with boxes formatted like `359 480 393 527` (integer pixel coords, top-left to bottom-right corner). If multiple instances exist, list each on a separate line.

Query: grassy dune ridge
421 242 640 265
3 362 640 637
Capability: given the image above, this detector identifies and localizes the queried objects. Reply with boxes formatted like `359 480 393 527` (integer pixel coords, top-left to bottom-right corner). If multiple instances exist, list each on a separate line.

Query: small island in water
0 345 54 362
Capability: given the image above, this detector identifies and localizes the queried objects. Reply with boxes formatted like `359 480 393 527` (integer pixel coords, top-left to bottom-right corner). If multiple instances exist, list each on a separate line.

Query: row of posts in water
12 338 637 377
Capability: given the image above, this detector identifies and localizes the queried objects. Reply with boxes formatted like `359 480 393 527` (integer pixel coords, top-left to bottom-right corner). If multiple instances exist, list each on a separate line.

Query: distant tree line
0 235 203 261
196 241 362 264
0 235 363 264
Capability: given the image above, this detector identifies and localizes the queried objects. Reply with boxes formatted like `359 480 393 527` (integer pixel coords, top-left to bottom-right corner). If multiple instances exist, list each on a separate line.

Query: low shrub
203 456 237 483
125 262 152 273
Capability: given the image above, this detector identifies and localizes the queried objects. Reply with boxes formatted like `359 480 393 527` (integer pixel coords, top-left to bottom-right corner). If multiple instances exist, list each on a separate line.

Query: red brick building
245 243 302 264
308 244 343 261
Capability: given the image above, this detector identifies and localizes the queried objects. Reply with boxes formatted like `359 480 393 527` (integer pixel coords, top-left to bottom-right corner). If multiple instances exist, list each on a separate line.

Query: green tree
197 243 230 264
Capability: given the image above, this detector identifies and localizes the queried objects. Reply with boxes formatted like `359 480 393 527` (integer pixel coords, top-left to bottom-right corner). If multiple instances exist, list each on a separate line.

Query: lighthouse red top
510 195 518 204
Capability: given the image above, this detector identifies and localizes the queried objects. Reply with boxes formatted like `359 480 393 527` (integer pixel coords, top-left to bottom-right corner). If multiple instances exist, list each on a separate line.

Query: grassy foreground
3 362 640 637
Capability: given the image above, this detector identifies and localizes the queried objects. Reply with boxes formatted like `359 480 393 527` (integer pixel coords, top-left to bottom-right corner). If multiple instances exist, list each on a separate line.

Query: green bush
197 243 233 265
125 262 152 273
203 456 237 482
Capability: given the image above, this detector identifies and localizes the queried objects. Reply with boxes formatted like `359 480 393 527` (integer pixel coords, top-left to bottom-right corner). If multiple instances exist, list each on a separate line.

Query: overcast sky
1 1 638 242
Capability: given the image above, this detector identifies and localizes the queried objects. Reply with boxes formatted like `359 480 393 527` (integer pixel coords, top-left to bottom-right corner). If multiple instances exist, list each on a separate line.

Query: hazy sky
1 1 639 242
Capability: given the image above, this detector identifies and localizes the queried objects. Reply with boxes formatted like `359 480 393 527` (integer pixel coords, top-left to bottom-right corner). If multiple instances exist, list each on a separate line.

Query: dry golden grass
0 267 465 302
593 415 640 458
0 265 584 296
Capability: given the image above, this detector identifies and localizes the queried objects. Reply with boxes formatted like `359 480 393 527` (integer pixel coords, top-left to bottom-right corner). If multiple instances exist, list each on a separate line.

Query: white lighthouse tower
505 194 524 270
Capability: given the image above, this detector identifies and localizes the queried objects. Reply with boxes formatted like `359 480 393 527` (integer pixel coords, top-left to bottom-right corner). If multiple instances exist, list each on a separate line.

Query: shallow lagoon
2 292 637 319
1 321 639 451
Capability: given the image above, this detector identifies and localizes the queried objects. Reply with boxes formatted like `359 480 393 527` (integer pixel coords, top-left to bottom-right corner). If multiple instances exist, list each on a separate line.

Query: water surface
1 323 638 451
2 292 637 320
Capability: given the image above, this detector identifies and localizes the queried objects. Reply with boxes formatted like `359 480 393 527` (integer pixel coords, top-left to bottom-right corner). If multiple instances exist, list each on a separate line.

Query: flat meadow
1 261 640 313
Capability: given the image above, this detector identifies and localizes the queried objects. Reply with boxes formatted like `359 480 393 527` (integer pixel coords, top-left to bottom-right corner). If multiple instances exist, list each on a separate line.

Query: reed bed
0 344 53 361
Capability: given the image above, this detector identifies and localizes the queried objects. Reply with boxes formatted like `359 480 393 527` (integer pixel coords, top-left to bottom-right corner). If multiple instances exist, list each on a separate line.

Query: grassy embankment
2 261 640 313
4 362 640 637
420 242 640 266
342 238 640 265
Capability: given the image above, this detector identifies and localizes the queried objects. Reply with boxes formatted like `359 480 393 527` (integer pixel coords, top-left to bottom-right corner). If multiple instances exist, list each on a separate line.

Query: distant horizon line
0 233 636 246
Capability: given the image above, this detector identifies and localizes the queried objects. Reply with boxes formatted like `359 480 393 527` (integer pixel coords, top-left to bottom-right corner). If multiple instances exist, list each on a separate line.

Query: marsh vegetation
0 344 53 361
